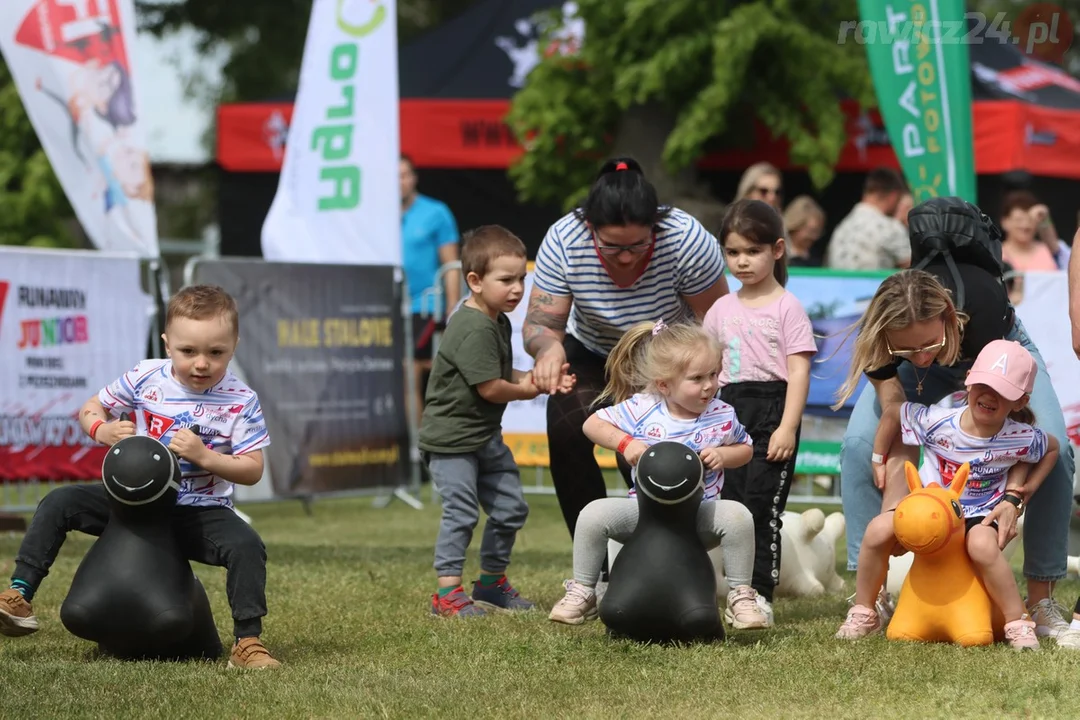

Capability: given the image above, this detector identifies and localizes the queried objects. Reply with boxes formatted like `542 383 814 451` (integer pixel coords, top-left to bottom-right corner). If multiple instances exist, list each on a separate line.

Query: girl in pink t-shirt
702 199 818 619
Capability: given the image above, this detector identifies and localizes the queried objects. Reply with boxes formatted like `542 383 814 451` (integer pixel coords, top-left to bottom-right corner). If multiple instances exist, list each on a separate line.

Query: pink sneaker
1004 615 1040 651
724 585 770 629
548 580 597 625
835 604 881 640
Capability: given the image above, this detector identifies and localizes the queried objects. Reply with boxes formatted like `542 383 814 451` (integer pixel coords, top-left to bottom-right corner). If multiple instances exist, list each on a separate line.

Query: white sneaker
724 585 770 629
548 580 597 625
1028 598 1070 639
755 595 775 628
1056 628 1080 649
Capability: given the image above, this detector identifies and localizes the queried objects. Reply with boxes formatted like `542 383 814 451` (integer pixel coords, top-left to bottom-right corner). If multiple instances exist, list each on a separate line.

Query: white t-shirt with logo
98 359 271 508
900 401 1049 518
597 392 752 500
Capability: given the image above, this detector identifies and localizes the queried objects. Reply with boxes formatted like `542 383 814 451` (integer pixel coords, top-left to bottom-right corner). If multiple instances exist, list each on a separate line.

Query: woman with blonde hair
782 195 825 266
834 267 1074 640
735 162 783 211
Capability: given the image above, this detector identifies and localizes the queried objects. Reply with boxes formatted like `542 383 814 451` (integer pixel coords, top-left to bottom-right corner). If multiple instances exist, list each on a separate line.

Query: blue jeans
839 318 1075 580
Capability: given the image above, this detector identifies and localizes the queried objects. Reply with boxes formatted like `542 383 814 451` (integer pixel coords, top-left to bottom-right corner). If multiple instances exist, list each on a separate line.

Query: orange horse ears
904 461 921 493
949 463 971 496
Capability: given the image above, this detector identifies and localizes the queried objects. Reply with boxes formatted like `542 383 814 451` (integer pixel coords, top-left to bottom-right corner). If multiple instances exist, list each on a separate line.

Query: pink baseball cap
965 339 1036 401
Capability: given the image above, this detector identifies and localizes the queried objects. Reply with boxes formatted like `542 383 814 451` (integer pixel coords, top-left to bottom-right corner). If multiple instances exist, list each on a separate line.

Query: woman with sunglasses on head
834 265 1075 640
735 162 784 211
524 157 729 541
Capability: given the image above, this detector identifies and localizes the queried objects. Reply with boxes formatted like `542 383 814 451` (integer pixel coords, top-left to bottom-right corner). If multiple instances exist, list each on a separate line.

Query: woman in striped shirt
523 157 729 542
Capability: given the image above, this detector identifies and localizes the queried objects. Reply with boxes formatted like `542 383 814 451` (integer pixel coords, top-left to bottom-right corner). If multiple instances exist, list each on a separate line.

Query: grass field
2 487 1080 719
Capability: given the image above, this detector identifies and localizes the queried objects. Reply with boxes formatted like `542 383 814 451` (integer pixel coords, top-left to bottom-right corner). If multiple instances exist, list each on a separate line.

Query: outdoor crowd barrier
0 246 158 511
183 257 422 509
5 250 1077 515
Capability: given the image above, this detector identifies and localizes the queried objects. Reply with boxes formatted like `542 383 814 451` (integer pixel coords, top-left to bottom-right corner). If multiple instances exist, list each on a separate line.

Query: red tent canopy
217 96 1080 179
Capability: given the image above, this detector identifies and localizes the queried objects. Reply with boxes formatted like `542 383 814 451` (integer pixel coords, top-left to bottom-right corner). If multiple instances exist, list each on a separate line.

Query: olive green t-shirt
418 306 513 453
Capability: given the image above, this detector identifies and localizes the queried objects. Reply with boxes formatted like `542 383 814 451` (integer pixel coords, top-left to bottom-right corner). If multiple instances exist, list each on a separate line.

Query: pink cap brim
965 370 1026 401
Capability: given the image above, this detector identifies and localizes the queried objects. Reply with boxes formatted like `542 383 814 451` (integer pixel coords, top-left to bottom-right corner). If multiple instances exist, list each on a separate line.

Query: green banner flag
856 0 976 203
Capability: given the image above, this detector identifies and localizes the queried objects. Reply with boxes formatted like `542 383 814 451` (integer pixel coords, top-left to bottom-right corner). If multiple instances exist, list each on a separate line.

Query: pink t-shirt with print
703 290 818 386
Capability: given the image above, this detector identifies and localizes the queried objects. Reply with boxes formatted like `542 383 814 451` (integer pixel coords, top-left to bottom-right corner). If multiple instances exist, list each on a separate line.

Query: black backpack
907 196 1007 310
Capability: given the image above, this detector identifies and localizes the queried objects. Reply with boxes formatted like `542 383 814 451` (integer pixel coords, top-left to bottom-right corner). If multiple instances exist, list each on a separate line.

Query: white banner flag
0 247 154 479
0 0 159 257
261 0 401 265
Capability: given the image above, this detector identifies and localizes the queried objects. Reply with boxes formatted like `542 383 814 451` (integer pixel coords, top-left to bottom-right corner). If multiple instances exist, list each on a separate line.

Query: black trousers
13 484 268 638
719 381 799 603
546 335 633 539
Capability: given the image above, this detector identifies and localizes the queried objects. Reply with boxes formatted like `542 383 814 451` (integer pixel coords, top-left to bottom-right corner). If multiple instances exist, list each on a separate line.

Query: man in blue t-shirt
401 155 461 420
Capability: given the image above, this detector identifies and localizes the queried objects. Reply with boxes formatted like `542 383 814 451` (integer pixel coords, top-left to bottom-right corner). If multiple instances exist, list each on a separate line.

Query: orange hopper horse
886 461 1005 647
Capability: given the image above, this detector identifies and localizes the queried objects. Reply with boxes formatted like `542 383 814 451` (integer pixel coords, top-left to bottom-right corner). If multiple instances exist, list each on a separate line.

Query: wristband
1002 493 1023 512
617 434 634 454
89 419 105 441
871 453 885 465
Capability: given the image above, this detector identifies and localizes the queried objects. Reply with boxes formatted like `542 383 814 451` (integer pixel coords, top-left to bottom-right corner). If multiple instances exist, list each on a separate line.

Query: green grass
1 491 1079 719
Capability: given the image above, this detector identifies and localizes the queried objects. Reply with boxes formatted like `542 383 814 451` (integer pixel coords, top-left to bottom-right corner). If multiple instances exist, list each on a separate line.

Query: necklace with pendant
912 365 929 396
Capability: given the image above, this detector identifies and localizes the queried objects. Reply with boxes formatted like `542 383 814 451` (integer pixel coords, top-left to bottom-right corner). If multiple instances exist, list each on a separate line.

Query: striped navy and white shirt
533 208 725 356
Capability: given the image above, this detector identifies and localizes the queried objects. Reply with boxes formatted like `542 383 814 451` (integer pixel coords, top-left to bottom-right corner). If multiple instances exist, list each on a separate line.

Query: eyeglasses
593 230 654 256
752 186 783 199
886 332 947 358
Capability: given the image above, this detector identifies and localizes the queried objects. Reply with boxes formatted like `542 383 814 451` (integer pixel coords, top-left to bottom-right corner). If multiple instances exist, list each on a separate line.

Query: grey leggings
572 498 756 588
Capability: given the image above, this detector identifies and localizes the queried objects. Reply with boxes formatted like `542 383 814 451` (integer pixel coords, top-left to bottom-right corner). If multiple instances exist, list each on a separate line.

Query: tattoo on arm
524 293 569 330
523 292 569 353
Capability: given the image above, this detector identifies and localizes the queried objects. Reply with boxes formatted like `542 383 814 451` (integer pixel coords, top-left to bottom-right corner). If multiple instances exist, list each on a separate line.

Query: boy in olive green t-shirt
420 226 575 618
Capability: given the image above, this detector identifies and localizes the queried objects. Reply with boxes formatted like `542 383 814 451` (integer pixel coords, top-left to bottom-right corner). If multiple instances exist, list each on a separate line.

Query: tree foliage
136 0 483 103
506 0 876 210
0 58 75 247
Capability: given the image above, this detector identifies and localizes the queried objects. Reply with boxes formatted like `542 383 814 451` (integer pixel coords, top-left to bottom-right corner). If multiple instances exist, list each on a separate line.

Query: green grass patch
0 491 1077 719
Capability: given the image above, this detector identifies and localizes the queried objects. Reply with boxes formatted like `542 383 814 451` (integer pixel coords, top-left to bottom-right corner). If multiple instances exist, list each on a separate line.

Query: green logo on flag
337 0 387 38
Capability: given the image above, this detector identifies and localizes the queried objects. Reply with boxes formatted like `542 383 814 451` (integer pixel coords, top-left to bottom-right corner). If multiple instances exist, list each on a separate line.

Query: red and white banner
0 247 154 480
217 98 1080 179
0 0 159 257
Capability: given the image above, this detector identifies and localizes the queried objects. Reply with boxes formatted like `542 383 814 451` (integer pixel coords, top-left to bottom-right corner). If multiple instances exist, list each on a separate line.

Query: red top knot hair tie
615 162 629 171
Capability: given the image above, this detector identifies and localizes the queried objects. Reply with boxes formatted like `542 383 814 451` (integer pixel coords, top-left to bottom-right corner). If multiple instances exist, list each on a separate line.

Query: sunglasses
752 186 783 199
593 230 654 256
886 332 946 359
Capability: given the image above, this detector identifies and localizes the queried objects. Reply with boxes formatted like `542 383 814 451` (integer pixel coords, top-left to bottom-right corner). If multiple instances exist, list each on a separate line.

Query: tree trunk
611 103 727 233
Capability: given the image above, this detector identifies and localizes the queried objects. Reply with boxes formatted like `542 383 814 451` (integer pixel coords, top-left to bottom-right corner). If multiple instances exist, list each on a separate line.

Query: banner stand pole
374 268 424 511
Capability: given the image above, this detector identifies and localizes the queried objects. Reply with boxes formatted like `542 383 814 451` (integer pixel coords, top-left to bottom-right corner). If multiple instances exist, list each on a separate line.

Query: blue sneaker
471 576 536 612
431 586 487 618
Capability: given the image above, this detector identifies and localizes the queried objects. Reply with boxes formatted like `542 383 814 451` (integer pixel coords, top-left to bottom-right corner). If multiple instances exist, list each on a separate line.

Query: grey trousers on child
572 497 756 588
427 433 529 577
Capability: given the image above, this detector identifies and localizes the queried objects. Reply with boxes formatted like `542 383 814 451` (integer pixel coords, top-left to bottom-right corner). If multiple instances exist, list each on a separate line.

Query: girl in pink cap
837 339 1060 650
